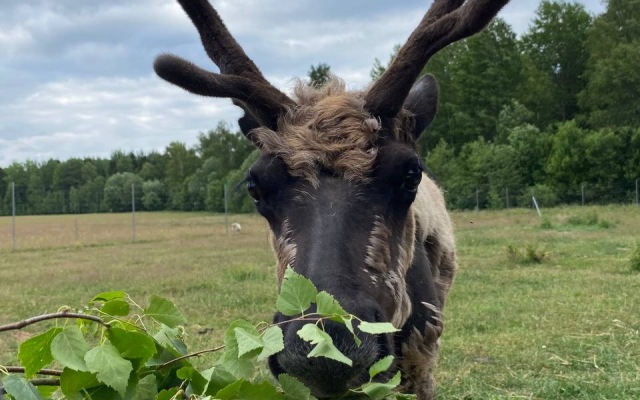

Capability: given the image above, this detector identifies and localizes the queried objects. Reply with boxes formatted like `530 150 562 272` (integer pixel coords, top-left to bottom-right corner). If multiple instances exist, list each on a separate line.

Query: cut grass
1 205 639 399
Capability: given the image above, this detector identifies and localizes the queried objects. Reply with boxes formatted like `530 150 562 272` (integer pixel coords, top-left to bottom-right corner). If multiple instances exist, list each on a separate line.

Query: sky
0 0 605 168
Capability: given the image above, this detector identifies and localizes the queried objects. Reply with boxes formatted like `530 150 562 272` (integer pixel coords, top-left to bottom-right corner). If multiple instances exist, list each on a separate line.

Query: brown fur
254 79 384 186
257 80 456 400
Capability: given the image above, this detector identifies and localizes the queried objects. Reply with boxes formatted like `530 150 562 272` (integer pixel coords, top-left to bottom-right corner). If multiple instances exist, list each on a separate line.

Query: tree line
0 124 258 215
1 0 639 215
373 0 640 208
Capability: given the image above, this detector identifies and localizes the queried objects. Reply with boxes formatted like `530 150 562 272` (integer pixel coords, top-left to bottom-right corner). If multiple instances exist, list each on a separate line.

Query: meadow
1 205 639 399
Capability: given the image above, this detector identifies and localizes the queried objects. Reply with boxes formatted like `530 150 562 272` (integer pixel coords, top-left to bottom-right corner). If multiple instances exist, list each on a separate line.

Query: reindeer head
155 1 508 397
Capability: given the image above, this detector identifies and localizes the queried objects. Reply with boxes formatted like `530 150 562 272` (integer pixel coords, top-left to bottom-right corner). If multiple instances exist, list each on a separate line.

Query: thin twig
156 345 226 370
2 367 63 376
0 312 109 332
27 378 60 387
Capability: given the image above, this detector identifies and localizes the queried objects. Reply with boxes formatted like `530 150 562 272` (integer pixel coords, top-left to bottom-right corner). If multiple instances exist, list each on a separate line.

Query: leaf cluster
1 269 406 399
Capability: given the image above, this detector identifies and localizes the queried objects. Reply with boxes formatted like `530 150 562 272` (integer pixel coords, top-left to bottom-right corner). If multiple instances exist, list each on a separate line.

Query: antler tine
365 0 510 118
154 54 292 132
154 0 294 133
176 0 262 80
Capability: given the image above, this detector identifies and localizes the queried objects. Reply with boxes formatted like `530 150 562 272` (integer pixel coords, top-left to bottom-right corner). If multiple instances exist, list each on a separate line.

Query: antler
365 0 510 118
154 0 294 133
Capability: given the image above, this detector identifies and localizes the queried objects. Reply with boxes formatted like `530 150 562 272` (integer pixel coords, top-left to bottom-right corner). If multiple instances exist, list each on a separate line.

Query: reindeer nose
269 316 379 398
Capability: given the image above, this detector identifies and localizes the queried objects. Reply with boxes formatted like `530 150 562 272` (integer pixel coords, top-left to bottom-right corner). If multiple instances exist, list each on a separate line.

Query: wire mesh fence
1 180 638 252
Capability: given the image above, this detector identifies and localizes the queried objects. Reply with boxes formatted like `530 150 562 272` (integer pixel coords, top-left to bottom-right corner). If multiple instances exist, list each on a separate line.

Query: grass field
1 206 639 399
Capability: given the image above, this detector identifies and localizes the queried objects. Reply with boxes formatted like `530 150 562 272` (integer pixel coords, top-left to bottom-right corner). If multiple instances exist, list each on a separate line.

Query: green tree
515 55 558 128
164 142 199 210
111 150 134 174
198 123 253 181
2 163 29 214
142 180 167 211
139 152 166 181
308 63 331 88
423 19 522 151
26 163 47 214
0 167 5 215
103 173 143 212
579 0 640 128
53 158 84 192
520 0 592 122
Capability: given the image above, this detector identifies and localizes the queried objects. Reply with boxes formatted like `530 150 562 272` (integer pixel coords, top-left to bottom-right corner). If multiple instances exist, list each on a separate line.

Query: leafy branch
1 268 406 399
0 312 109 333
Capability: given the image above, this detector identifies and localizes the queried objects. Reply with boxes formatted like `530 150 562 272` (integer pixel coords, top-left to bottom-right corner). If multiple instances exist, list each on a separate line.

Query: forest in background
1 0 639 215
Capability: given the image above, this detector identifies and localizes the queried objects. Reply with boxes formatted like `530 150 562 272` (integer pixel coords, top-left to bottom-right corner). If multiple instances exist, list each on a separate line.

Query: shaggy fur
254 79 383 186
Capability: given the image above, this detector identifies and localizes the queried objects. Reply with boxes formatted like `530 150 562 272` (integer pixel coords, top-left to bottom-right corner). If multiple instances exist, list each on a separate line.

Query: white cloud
0 0 606 167
0 76 240 166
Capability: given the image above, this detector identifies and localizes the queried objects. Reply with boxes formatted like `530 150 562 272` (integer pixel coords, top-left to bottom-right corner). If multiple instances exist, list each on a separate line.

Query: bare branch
2 367 63 376
155 344 225 370
29 378 60 387
0 312 109 333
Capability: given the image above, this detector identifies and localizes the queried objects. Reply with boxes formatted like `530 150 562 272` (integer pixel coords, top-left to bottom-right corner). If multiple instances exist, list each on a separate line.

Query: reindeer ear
403 74 439 140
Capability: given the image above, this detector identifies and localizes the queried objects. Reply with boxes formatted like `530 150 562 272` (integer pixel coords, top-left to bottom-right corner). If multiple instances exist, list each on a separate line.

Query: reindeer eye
247 179 261 202
402 164 423 193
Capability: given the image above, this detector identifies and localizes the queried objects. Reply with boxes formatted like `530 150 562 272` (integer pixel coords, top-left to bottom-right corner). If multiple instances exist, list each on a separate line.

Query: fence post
506 188 510 209
476 188 479 211
581 183 585 206
224 184 229 233
131 183 136 242
12 182 16 252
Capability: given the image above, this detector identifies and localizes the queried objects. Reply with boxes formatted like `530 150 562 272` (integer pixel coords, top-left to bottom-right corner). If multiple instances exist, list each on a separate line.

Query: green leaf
257 326 284 361
297 324 352 366
278 374 317 400
92 291 126 302
131 375 157 400
84 343 133 396
214 380 243 399
315 291 346 317
153 325 187 356
101 299 130 316
18 327 62 378
106 327 156 360
35 386 57 398
369 355 394 379
51 326 89 371
156 388 180 400
202 366 237 395
215 380 282 400
340 315 362 347
1 375 45 400
358 321 400 334
233 326 263 358
221 320 257 379
276 268 318 316
144 295 186 328
234 381 282 400
177 366 208 395
360 371 402 399
60 368 99 396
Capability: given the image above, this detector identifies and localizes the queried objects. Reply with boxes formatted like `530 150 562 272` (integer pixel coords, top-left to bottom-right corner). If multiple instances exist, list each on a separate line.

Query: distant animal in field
231 222 241 234
155 0 508 398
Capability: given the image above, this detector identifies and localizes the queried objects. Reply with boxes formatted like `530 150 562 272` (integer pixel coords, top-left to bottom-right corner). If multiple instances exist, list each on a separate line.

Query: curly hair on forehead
253 78 386 186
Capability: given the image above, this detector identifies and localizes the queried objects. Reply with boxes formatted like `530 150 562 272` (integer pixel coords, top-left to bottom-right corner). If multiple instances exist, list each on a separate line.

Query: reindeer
155 1 508 398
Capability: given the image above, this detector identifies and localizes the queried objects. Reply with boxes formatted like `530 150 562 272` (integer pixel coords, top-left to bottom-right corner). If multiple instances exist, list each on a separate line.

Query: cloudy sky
0 0 605 167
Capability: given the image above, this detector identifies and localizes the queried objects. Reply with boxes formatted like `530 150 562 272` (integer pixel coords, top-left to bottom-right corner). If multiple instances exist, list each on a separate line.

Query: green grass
1 206 640 399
